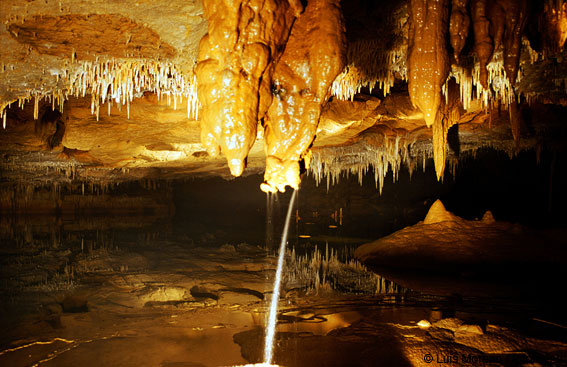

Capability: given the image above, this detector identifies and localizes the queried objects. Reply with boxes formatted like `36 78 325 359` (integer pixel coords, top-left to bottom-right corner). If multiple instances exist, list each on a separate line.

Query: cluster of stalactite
405 0 566 180
309 127 410 193
2 0 566 193
331 39 407 101
320 0 565 184
196 0 302 183
1 58 199 130
331 0 408 101
68 59 199 121
196 0 346 192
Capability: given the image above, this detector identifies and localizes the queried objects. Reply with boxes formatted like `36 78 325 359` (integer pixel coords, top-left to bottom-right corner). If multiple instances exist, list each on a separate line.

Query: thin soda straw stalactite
264 189 297 365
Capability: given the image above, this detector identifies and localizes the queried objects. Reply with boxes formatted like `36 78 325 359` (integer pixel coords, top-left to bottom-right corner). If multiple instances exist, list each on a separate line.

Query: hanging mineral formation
68 59 199 121
541 0 567 56
195 0 302 177
434 80 461 180
449 0 470 63
2 0 566 195
471 0 494 89
0 58 198 128
407 0 450 179
407 0 450 128
331 40 406 101
498 0 528 85
261 0 346 192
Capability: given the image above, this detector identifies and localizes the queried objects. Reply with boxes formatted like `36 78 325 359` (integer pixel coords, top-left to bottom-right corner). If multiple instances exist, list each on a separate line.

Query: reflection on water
0 208 421 367
1 173 567 366
277 310 362 335
284 244 405 295
1 224 566 367
0 184 173 316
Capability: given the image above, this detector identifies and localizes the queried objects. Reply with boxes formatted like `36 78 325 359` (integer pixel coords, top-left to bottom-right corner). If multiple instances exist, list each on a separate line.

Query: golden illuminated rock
496 0 528 85
482 210 496 223
407 0 452 179
1 0 566 192
433 79 460 180
195 0 301 177
542 0 567 56
449 0 470 63
471 0 494 88
423 199 459 224
261 0 346 192
407 0 450 128
431 119 449 181
6 14 176 61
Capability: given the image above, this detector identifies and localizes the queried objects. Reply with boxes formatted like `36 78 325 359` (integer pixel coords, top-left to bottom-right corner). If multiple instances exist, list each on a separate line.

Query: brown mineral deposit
261 0 346 192
449 0 470 63
196 0 300 176
407 0 450 128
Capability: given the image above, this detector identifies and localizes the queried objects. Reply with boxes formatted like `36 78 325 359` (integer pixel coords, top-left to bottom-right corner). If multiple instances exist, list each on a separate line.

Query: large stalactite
196 0 345 192
407 0 450 179
407 0 538 179
433 79 461 180
195 0 301 177
471 0 494 89
449 0 470 63
407 0 450 130
496 0 528 85
498 0 528 147
261 0 346 192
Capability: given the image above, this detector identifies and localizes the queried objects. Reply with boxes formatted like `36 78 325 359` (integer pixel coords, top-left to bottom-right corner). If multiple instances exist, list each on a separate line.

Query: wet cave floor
1 220 567 367
2 151 567 367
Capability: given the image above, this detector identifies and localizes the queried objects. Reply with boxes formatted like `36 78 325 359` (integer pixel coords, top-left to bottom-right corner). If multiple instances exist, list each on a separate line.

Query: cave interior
1 0 567 366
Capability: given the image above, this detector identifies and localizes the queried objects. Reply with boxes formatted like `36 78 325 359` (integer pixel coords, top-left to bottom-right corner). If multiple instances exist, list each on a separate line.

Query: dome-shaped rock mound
482 210 496 223
423 199 458 224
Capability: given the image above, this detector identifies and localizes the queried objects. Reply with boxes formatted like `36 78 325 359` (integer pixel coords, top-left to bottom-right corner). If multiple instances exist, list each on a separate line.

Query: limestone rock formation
449 0 470 63
407 0 450 129
471 0 494 89
196 0 301 177
423 199 459 224
0 0 566 192
355 199 567 274
261 0 346 192
195 0 345 192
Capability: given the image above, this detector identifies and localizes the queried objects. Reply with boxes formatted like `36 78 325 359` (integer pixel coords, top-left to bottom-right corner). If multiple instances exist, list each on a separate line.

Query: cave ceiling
1 0 566 192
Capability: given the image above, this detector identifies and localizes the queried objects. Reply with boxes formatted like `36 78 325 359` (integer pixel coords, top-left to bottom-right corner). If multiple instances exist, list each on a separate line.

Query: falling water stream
263 189 297 366
229 190 297 367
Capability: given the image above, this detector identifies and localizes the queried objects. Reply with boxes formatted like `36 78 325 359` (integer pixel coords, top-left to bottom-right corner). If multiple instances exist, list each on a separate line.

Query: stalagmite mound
423 199 460 224
354 199 567 273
